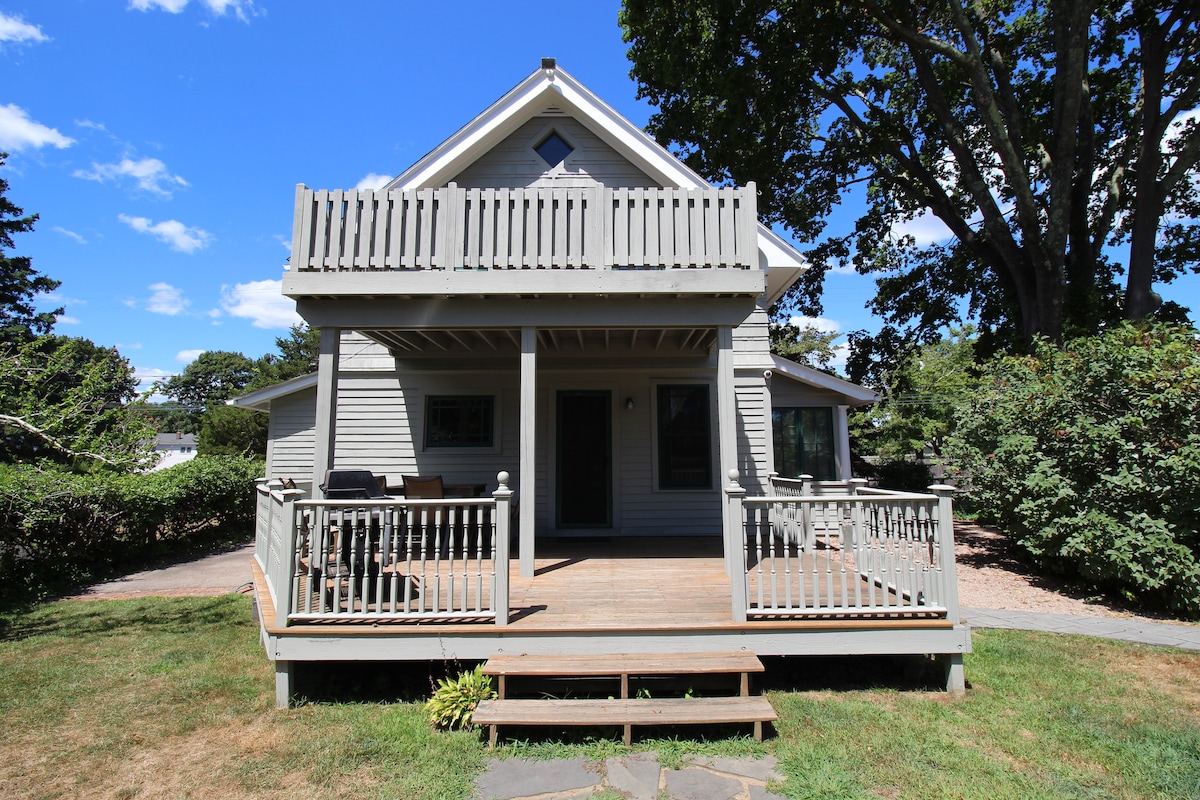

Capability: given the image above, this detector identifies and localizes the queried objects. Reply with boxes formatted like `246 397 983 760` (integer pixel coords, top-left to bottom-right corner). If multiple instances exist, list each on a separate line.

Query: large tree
0 152 61 343
621 1 1200 353
160 350 257 417
0 336 155 470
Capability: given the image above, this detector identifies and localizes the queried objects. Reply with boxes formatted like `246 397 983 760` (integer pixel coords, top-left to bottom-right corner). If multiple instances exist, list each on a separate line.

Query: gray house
241 62 969 719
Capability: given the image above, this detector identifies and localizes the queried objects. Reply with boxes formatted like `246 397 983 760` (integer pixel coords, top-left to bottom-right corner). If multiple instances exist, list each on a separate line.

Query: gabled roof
770 354 878 407
226 372 318 412
384 61 807 304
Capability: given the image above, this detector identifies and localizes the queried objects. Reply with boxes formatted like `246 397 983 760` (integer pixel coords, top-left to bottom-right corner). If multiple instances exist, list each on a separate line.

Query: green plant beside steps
426 664 497 730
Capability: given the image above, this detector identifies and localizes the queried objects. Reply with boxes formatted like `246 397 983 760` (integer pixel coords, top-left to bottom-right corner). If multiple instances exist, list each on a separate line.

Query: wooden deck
258 537 954 636
255 536 972 707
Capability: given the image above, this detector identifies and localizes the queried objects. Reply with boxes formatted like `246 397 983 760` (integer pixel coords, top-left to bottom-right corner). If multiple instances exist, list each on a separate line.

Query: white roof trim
227 372 318 412
770 354 878 406
385 63 809 302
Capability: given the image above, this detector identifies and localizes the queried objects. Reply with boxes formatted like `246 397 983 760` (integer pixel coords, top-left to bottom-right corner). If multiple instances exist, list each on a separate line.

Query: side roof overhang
384 62 807 306
227 372 318 413
769 354 878 407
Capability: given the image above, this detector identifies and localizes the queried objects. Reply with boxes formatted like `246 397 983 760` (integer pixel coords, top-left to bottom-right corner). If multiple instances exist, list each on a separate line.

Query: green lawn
1 596 1196 799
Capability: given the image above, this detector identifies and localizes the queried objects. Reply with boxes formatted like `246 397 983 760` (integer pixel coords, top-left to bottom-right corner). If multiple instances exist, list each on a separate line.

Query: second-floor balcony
283 183 766 300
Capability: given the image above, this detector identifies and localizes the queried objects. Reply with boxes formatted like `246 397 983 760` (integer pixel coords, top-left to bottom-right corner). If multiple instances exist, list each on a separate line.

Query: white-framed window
654 383 713 490
424 395 496 449
772 406 836 481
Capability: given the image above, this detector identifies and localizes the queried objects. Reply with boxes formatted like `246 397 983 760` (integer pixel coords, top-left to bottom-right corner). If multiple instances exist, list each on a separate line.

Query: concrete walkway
70 542 256 600
963 606 1200 651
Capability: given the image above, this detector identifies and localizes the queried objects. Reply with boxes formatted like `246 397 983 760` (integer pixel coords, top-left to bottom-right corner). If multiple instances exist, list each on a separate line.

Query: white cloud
220 279 301 329
119 214 212 253
175 349 204 363
146 282 189 315
355 173 393 191
788 315 842 334
75 157 188 198
0 12 48 43
0 104 74 151
56 315 81 325
128 0 189 12
129 0 259 21
44 292 86 306
52 226 87 244
274 233 292 252
75 119 107 131
133 366 173 394
117 342 143 351
891 210 954 247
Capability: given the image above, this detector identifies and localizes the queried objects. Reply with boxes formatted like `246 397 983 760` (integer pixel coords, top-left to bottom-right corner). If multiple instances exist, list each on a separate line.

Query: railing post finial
726 468 741 490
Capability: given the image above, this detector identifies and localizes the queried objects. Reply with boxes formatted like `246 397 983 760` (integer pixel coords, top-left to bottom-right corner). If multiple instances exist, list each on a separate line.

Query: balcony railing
725 475 960 622
291 183 758 273
254 475 513 625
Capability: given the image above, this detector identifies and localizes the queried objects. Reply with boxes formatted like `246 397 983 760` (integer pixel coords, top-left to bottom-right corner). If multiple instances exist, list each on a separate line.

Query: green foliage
851 327 979 460
769 320 841 371
160 350 257 417
0 455 263 603
134 400 197 435
425 664 497 730
621 1 1200 352
250 324 319 389
945 323 1200 614
0 335 155 470
0 152 61 344
198 405 268 456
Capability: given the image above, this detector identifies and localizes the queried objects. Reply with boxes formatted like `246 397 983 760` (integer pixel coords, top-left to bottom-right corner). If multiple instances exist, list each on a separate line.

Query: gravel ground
954 520 1196 625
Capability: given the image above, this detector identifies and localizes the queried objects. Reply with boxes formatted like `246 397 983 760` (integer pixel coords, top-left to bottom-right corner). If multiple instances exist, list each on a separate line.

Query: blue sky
1 1 1195 391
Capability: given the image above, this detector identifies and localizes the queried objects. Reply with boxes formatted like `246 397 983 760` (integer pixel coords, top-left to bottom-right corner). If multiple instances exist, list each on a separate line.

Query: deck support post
939 653 966 696
835 405 852 480
311 327 341 498
929 485 960 624
493 472 513 625
717 324 737 578
725 470 748 623
519 327 537 578
275 659 293 709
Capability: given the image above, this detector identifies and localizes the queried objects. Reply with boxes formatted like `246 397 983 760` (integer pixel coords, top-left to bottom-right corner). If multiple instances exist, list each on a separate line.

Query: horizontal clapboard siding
332 373 521 494
266 388 316 479
452 115 655 190
735 378 770 494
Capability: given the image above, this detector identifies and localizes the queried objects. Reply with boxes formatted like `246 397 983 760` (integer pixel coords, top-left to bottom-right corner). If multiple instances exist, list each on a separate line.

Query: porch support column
835 404 851 481
311 327 341 498
716 325 738 576
519 326 536 578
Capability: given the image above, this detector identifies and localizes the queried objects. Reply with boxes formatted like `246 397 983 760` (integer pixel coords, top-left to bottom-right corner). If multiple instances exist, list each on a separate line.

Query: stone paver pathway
473 753 786 800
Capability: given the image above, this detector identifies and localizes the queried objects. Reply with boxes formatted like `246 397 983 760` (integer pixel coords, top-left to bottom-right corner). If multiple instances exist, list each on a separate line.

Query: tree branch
0 413 124 467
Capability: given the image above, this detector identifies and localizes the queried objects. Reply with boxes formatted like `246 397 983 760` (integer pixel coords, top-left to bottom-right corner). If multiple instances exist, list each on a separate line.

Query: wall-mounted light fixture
625 397 635 411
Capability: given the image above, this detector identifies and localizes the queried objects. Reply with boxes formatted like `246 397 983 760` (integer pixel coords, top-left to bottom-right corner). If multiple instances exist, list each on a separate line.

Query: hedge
0 455 263 605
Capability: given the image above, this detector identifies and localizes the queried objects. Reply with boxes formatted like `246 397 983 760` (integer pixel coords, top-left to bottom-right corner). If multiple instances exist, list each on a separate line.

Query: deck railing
253 474 513 625
726 474 959 623
291 183 758 272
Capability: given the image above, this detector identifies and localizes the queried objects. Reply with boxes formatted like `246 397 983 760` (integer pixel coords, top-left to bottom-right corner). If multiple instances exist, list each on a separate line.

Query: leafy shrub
945 323 1200 615
0 455 263 604
425 664 497 730
870 458 935 493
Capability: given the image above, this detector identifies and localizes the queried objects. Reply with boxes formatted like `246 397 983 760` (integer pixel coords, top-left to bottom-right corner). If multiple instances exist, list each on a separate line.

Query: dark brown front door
556 391 612 527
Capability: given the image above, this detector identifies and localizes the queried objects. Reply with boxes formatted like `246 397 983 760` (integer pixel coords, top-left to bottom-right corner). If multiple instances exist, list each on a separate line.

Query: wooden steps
475 651 776 746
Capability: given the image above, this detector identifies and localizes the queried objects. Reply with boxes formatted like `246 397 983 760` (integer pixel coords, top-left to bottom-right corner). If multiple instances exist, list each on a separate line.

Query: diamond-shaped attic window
534 131 573 167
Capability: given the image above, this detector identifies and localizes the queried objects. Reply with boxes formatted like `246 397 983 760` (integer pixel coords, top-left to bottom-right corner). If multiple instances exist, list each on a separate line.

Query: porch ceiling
360 326 717 356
